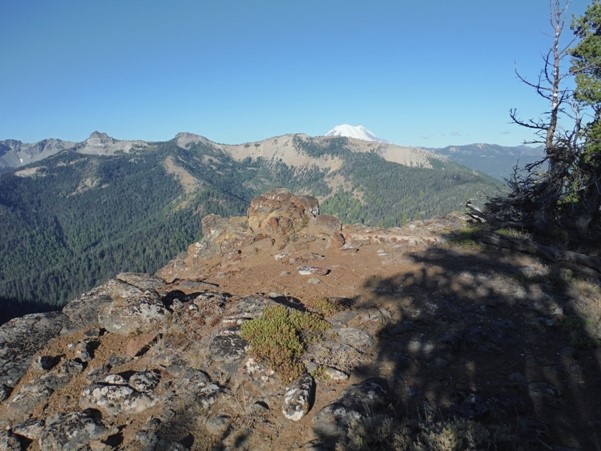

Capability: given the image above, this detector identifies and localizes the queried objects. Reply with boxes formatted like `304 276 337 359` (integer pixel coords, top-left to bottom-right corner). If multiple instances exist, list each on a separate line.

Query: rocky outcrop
1 190 599 450
97 282 169 335
0 312 66 388
247 189 319 237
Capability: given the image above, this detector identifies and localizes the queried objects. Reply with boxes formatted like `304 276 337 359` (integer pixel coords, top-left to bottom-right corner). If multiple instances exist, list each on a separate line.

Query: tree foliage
486 0 601 241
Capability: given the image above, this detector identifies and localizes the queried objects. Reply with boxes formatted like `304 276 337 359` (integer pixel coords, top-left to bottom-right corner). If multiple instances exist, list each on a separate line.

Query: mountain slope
0 132 499 311
428 143 545 180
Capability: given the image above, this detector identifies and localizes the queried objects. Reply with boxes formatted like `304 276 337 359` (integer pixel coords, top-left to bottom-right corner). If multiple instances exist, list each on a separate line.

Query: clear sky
0 0 590 147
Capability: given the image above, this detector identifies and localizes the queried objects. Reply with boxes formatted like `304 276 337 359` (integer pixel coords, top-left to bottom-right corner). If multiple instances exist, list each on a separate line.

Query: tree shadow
335 243 601 449
0 296 61 325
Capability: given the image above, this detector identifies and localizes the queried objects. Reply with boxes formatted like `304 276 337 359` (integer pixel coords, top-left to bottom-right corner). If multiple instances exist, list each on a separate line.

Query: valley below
0 132 500 313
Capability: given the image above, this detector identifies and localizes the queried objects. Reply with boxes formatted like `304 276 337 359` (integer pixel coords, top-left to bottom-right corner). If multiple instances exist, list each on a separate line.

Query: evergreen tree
568 0 601 233
486 0 601 241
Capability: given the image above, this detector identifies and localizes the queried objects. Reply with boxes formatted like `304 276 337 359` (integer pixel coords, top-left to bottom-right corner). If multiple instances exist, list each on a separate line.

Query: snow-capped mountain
325 124 384 142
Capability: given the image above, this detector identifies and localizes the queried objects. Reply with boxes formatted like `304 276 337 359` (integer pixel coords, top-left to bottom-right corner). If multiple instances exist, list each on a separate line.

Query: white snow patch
325 124 383 142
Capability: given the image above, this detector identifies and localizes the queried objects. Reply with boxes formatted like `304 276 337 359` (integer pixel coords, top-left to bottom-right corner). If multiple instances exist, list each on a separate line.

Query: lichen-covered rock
209 329 248 362
5 358 84 418
0 312 65 387
6 382 54 417
38 410 109 451
80 373 158 416
13 418 45 441
222 294 279 324
282 373 315 421
201 214 255 254
165 367 221 410
247 189 319 237
0 430 22 450
306 327 375 373
97 281 169 335
60 282 114 333
128 370 160 393
313 378 388 442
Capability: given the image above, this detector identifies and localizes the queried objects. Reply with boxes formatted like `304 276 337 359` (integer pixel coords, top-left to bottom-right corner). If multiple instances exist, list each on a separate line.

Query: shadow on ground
320 243 601 449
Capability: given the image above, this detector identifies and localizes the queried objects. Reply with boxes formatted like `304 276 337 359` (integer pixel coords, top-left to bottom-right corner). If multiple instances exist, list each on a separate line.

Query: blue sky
0 1 589 147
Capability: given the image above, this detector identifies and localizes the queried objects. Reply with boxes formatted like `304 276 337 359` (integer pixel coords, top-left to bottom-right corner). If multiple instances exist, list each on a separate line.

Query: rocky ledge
1 189 600 450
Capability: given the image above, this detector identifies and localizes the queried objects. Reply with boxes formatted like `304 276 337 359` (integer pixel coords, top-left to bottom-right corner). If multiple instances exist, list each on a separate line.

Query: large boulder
247 189 319 238
97 280 169 335
38 410 110 451
0 312 66 388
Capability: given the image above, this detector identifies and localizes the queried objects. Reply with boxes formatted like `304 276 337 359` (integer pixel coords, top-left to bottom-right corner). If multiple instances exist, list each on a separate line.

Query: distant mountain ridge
428 143 545 180
1 131 443 174
0 131 545 181
0 131 498 308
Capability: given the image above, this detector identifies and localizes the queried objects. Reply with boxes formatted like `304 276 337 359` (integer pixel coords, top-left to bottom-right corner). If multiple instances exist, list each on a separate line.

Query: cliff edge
0 189 600 450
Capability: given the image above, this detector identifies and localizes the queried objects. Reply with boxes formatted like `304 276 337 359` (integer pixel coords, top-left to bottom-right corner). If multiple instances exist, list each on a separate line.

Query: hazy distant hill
0 131 499 308
428 143 545 181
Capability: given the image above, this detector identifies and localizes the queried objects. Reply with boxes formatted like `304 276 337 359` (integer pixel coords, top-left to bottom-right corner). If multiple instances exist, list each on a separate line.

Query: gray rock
322 366 349 381
80 381 157 416
0 430 22 450
306 327 375 372
103 374 128 385
6 371 78 418
13 418 45 440
61 282 114 333
0 383 11 402
282 373 315 421
167 367 221 410
223 294 278 324
298 266 330 276
97 281 169 335
209 330 248 362
128 370 160 392
313 378 388 441
336 327 373 351
0 312 66 387
39 410 108 451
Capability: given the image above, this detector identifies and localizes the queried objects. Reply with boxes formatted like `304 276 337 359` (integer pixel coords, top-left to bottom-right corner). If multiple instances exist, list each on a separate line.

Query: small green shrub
495 227 531 240
305 297 350 317
240 305 330 382
561 315 600 349
447 226 483 250
416 418 519 451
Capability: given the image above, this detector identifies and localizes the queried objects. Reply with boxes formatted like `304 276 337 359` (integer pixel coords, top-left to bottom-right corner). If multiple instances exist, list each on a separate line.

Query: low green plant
495 227 531 240
346 413 412 450
415 417 519 451
561 314 601 349
240 305 330 382
305 297 350 317
446 226 483 250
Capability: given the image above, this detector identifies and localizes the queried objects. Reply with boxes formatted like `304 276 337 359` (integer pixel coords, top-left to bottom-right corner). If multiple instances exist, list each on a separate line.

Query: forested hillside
0 134 500 318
